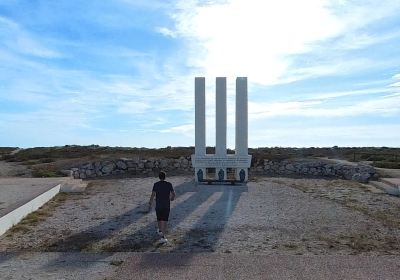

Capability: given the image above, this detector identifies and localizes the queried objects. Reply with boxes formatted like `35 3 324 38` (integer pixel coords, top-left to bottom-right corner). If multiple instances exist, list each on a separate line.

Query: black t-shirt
152 180 174 209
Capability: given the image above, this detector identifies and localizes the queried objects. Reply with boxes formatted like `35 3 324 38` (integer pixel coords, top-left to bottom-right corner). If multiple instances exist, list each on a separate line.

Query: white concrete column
195 77 206 156
215 77 227 181
215 77 227 157
235 77 248 156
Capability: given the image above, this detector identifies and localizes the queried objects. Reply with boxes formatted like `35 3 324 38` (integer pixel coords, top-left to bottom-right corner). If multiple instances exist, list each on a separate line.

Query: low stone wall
253 159 378 183
71 157 193 179
72 157 378 183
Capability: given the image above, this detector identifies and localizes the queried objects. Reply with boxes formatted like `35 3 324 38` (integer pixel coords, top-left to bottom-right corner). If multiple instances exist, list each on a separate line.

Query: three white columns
193 77 251 183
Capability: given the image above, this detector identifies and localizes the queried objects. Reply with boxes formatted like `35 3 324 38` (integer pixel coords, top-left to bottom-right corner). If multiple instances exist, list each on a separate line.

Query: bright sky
0 0 399 148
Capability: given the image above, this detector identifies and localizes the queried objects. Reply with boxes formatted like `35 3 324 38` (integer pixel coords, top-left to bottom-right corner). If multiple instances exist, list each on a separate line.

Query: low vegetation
0 145 399 178
6 193 73 238
0 147 18 158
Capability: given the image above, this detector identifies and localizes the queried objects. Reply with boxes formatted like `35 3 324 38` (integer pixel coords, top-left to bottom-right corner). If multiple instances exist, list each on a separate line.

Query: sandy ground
1 175 399 256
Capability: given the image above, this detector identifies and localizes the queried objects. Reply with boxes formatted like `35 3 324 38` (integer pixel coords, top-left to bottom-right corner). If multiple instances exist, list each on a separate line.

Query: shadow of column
138 185 247 267
42 180 217 268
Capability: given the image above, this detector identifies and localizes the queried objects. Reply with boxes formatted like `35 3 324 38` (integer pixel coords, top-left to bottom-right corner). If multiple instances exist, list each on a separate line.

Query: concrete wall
0 184 60 236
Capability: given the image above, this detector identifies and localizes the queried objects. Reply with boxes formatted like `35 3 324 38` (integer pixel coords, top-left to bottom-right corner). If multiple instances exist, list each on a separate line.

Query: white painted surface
0 184 60 236
195 77 206 157
216 77 227 157
193 77 251 182
192 155 251 168
236 77 248 156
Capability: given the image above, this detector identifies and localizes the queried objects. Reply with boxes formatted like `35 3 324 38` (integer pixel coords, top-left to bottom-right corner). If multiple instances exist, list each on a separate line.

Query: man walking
148 171 175 243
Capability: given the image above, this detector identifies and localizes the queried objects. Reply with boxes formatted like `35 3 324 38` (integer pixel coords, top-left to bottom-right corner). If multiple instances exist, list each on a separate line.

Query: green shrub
39 158 55 163
373 161 400 169
367 155 389 161
32 168 64 177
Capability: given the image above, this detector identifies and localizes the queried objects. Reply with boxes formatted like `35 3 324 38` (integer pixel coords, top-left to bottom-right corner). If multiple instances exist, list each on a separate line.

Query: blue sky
0 0 399 148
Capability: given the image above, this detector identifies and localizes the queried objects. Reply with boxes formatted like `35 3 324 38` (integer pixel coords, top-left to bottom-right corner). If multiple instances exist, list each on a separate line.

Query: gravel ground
1 176 399 255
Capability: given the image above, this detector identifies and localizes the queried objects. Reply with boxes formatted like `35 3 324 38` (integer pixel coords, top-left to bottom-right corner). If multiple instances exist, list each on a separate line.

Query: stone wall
72 157 378 183
254 159 378 183
71 157 193 179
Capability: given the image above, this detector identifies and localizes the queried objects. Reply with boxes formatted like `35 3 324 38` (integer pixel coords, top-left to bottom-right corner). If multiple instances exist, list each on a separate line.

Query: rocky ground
1 175 399 255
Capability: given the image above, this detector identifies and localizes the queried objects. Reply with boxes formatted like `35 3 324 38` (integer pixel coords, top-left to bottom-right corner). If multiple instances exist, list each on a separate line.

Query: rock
160 159 168 168
126 160 136 168
286 164 295 171
102 162 115 174
116 160 127 170
352 173 370 183
85 169 93 177
181 158 189 167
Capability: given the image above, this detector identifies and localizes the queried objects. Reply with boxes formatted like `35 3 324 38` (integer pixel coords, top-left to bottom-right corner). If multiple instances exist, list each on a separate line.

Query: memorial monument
191 77 252 183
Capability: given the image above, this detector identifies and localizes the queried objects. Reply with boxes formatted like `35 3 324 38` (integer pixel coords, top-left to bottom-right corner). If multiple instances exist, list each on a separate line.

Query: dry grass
317 234 400 253
277 178 400 231
2 146 400 179
5 192 72 238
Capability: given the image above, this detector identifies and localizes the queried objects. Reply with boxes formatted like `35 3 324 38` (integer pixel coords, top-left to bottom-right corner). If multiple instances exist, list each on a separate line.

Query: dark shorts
156 208 170 221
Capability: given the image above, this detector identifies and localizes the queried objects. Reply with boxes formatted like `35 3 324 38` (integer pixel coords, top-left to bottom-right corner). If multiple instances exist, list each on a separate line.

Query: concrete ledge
0 183 61 236
60 178 87 193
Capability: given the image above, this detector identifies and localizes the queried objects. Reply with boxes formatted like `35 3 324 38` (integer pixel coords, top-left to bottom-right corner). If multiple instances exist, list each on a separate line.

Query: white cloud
0 16 62 58
392 73 400 80
170 0 400 85
389 81 400 88
249 124 400 147
156 27 177 38
331 30 400 50
248 94 400 119
306 87 394 101
161 124 194 137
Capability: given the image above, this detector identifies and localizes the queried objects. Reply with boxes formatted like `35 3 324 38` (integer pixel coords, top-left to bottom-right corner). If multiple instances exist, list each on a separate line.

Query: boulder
116 160 127 170
351 172 371 183
102 162 116 174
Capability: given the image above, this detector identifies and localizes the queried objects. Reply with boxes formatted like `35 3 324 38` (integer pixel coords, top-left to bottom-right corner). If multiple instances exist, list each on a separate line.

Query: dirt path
1 176 399 256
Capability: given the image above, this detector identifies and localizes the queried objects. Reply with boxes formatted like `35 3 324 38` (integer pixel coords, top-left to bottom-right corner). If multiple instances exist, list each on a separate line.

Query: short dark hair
159 171 166 180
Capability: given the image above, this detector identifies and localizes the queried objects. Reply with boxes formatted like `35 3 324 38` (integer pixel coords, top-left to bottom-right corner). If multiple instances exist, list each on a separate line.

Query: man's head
159 171 166 181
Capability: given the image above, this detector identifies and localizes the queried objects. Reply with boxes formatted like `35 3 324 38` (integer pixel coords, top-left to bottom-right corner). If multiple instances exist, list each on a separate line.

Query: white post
235 77 249 181
215 77 227 180
195 77 206 156
194 77 206 181
235 77 248 156
216 77 227 155
192 77 251 184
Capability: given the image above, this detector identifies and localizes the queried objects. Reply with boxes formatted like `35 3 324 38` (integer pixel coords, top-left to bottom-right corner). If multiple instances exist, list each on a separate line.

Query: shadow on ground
43 179 247 269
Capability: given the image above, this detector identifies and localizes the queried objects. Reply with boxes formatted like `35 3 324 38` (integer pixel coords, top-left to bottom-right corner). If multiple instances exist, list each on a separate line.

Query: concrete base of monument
191 155 252 183
197 179 247 185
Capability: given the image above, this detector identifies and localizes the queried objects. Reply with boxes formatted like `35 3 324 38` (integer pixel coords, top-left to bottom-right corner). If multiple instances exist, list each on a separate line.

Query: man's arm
170 190 176 201
148 191 156 211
